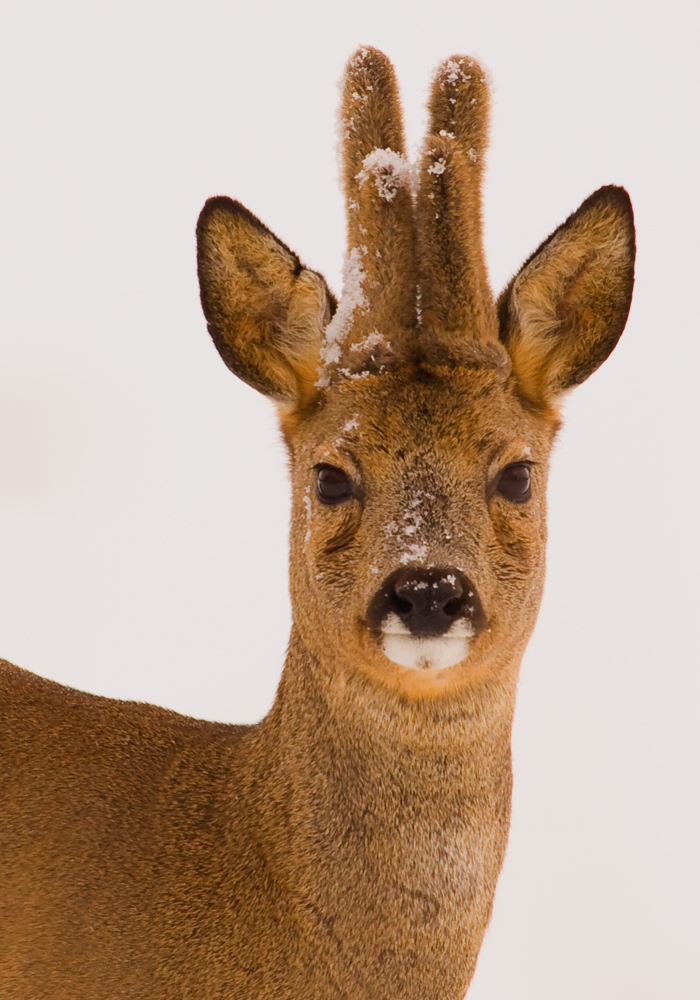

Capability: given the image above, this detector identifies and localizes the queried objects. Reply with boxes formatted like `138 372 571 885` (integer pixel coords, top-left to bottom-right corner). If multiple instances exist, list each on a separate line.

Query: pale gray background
1 1 698 996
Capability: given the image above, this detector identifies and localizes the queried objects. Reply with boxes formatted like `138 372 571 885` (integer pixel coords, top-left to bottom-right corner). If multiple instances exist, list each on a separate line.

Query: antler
319 48 417 385
416 57 500 358
318 51 505 387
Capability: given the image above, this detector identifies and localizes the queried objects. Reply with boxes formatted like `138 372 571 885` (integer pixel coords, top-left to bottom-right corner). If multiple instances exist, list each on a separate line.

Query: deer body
1 637 511 998
0 49 634 998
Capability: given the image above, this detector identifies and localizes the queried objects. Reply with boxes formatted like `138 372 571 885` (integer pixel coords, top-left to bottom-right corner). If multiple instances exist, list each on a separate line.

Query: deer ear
497 186 635 407
197 197 334 407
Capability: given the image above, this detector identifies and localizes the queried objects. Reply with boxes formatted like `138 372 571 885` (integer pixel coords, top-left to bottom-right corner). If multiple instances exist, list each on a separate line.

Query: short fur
197 197 334 406
0 48 635 999
417 58 497 348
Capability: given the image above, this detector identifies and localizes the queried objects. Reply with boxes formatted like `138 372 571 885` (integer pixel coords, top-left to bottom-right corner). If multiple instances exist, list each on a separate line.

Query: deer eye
316 465 353 504
496 463 532 503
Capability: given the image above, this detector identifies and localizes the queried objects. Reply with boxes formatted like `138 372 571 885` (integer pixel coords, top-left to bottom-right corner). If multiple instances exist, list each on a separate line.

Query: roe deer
0 47 634 999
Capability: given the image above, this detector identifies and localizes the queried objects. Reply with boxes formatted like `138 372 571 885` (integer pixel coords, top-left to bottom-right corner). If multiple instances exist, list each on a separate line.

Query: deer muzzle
366 568 486 670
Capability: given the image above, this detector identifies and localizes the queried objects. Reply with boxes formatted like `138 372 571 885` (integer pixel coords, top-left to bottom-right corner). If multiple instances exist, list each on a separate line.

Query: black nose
366 568 486 638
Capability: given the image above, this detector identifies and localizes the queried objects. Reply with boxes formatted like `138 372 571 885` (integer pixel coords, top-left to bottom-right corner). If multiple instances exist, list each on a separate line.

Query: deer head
196 47 634 704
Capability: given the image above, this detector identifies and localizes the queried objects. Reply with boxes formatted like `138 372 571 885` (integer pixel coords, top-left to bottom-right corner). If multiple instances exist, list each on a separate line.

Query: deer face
196 48 634 699
281 365 554 696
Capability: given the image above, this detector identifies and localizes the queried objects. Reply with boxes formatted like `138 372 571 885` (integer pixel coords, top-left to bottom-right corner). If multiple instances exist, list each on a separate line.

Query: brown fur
197 198 334 407
0 48 635 999
417 58 497 349
498 185 635 404
339 49 417 345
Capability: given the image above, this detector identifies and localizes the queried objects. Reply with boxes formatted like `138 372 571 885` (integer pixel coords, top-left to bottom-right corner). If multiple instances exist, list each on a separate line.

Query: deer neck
244 627 516 995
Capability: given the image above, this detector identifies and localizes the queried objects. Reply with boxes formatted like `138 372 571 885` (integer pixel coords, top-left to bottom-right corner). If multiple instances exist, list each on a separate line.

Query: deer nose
366 568 486 638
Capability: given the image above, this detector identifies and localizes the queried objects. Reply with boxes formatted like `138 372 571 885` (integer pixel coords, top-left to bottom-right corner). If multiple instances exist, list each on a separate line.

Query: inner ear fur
197 197 334 407
497 186 635 407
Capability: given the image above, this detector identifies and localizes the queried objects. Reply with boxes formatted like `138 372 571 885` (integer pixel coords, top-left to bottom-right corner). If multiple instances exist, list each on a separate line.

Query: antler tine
417 57 498 350
334 48 417 349
426 56 490 163
340 48 405 204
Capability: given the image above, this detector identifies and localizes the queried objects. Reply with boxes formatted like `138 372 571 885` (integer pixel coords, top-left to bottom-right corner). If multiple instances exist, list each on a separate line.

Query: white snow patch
428 158 446 177
399 542 428 565
385 489 434 565
342 414 360 432
350 47 370 68
353 329 385 353
303 486 312 544
356 148 415 202
442 59 471 86
317 246 368 386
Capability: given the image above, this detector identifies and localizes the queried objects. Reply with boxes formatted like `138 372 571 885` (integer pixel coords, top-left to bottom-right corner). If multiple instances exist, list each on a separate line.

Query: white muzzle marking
380 613 473 670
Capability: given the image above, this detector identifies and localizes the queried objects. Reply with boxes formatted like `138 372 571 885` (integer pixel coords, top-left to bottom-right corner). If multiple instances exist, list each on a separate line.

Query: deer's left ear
197 196 334 408
497 186 635 407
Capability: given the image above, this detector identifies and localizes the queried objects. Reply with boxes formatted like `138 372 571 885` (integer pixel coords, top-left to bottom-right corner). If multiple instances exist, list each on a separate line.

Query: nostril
443 597 463 618
390 592 413 617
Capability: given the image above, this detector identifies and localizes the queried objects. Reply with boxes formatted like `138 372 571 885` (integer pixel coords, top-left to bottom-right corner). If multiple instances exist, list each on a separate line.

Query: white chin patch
381 634 469 670
380 615 473 670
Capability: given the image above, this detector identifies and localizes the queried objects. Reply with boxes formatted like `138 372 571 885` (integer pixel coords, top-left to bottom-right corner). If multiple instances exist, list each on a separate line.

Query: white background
1 1 698 996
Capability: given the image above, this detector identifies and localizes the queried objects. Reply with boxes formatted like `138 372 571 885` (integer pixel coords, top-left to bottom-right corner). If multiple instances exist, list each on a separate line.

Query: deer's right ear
197 197 334 407
497 186 635 408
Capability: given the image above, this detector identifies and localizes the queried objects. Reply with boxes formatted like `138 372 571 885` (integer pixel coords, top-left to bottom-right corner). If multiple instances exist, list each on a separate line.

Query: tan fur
327 47 418 376
0 48 635 999
498 185 635 405
417 58 497 349
197 199 334 407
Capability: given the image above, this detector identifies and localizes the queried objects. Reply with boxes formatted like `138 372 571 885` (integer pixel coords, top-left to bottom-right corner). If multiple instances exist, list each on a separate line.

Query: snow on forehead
329 413 361 450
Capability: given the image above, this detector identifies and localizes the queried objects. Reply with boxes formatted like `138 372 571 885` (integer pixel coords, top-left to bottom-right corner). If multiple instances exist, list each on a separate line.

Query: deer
0 47 634 1000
